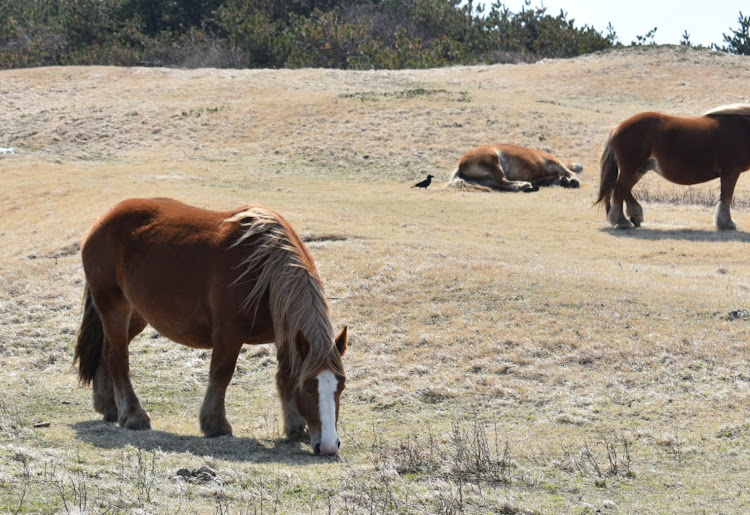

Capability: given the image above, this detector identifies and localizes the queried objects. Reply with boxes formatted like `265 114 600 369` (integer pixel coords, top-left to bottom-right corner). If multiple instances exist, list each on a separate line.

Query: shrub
722 11 750 55
0 0 624 69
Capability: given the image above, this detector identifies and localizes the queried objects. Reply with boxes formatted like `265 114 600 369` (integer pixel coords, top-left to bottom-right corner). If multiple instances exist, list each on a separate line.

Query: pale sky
484 1 747 47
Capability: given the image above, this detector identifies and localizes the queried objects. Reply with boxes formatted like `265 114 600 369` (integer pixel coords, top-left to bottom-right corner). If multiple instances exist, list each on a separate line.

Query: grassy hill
1 46 750 513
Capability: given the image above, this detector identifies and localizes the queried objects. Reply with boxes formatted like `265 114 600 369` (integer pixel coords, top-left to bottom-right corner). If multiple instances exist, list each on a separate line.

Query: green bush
1 0 735 70
722 11 750 55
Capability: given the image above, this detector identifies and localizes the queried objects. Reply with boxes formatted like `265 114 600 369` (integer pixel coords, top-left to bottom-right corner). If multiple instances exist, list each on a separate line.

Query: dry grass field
1 46 750 513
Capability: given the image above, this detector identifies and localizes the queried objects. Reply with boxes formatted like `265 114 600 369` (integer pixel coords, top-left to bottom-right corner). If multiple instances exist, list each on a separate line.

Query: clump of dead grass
448 419 513 484
557 434 634 480
339 419 523 513
634 184 750 210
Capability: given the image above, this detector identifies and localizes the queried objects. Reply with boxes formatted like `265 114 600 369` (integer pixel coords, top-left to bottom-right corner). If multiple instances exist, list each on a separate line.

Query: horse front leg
715 172 740 230
200 332 243 437
276 369 307 440
559 173 581 189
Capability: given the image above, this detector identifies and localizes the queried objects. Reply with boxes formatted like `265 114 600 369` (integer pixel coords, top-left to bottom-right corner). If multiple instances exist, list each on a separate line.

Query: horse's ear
295 330 310 360
335 326 348 356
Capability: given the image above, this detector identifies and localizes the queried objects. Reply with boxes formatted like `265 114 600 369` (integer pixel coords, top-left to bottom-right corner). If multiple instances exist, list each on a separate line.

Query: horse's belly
462 163 494 180
138 304 214 349
654 156 719 185
126 283 271 349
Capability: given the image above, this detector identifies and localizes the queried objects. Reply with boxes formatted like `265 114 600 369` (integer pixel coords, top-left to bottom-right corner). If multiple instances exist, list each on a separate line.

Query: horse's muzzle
314 439 341 456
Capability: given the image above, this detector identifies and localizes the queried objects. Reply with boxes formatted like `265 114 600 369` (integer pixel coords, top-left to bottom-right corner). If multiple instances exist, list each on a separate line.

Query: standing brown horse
596 105 750 230
448 143 583 192
75 198 348 456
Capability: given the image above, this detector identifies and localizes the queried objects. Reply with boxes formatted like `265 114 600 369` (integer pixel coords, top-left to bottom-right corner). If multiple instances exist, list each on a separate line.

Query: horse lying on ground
74 198 348 456
447 143 583 192
596 104 750 230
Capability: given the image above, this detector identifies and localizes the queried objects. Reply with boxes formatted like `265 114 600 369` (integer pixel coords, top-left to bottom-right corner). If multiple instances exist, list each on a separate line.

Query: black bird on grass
412 174 435 189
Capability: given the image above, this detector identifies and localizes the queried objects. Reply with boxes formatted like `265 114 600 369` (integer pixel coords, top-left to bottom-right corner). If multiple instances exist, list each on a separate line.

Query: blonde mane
703 104 750 117
226 207 344 387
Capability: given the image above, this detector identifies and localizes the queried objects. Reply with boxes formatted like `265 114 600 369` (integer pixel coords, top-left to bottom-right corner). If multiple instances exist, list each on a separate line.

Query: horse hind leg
622 159 656 227
611 188 645 228
568 162 584 173
532 174 560 187
607 201 631 229
95 291 151 430
485 162 537 192
608 162 649 229
93 311 148 423
625 191 644 227
92 363 117 422
608 180 635 229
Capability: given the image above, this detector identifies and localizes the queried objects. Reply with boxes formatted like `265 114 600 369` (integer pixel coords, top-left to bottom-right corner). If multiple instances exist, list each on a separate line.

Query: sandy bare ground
1 46 750 513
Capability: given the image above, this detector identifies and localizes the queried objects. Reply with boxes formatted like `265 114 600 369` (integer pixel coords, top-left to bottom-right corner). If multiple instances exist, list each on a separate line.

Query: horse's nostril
337 439 341 449
314 443 321 456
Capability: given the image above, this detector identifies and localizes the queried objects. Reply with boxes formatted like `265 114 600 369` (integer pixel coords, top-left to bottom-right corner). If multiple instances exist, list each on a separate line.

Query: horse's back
87 197 241 236
612 112 722 175
614 111 720 142
609 109 750 186
82 198 241 279
81 198 256 347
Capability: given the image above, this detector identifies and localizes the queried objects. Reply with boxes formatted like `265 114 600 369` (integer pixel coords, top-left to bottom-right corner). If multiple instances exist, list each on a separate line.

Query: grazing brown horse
75 198 348 456
448 143 583 192
596 105 750 230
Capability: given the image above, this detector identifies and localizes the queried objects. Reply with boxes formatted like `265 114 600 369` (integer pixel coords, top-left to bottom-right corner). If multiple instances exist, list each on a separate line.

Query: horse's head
293 327 348 456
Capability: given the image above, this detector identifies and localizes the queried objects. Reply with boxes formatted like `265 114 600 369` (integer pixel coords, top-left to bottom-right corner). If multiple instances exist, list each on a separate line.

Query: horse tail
595 129 618 212
74 283 105 385
445 168 493 192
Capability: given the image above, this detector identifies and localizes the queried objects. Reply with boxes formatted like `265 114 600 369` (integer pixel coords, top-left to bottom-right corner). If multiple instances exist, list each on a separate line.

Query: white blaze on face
316 370 339 455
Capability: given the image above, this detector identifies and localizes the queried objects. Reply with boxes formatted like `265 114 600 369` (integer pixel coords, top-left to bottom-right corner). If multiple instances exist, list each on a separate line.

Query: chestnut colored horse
596 105 750 230
75 198 348 456
448 143 583 192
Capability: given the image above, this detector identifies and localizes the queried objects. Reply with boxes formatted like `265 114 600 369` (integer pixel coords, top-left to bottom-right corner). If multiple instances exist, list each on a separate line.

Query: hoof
201 418 233 438
560 176 580 189
522 184 539 193
121 409 151 431
287 427 309 441
629 217 642 228
717 221 737 231
102 406 118 423
615 219 634 230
